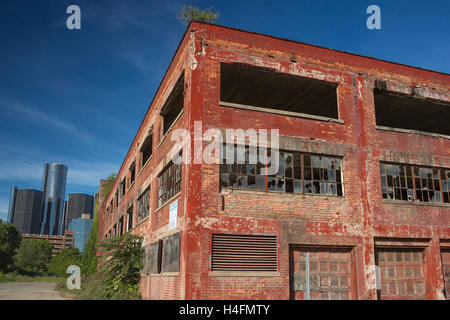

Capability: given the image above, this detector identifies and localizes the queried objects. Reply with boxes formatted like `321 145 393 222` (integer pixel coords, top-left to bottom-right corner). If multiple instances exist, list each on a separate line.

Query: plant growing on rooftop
177 4 219 25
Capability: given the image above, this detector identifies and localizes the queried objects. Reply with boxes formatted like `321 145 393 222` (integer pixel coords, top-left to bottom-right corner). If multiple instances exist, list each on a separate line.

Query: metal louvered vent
211 234 278 272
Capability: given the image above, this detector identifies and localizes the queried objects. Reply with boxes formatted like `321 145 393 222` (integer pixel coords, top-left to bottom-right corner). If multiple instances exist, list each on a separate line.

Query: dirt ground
0 282 70 300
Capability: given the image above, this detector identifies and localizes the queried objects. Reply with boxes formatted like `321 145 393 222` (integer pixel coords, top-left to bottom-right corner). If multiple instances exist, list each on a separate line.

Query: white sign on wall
169 200 178 230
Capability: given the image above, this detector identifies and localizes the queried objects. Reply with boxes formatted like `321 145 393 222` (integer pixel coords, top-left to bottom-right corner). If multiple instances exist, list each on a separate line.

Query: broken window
162 232 181 273
211 234 278 272
220 145 343 197
161 73 184 137
129 161 136 186
126 205 133 231
118 216 124 236
380 162 450 203
157 152 182 207
444 170 450 203
115 190 118 208
140 129 153 168
374 90 450 136
137 188 150 223
220 63 339 119
120 178 126 199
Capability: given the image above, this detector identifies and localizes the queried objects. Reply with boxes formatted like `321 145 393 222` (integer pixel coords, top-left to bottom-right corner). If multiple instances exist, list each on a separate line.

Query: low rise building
98 22 450 300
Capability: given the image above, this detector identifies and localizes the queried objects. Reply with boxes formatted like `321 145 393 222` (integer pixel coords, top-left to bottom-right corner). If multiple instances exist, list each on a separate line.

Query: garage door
442 249 450 300
290 247 354 300
377 248 426 300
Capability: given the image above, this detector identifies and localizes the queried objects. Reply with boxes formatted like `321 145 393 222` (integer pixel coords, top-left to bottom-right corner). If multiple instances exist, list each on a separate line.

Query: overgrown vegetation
177 4 219 25
55 233 143 300
101 173 117 199
0 221 21 272
98 233 143 299
81 201 99 275
15 238 53 273
0 173 143 300
48 247 81 276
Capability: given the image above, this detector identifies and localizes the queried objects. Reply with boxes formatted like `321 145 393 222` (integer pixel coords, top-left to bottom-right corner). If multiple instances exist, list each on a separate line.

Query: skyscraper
12 189 43 234
40 163 68 235
65 193 94 230
7 186 18 224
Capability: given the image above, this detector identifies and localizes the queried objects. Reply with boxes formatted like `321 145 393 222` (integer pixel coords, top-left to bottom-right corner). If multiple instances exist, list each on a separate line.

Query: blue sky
0 0 449 221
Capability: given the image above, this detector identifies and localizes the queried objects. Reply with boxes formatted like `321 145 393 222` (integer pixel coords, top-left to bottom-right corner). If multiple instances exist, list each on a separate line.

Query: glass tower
7 186 18 224
40 163 68 235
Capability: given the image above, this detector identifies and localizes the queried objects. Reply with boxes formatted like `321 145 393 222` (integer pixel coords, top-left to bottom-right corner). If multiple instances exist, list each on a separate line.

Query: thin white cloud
83 1 182 31
0 96 95 143
116 50 156 72
0 142 118 188
66 161 118 187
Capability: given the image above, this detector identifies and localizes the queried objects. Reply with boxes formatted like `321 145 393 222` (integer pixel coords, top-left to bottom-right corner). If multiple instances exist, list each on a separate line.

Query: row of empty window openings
221 63 450 136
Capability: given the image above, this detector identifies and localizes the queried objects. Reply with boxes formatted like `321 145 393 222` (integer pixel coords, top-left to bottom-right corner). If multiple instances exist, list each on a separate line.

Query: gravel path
0 282 69 300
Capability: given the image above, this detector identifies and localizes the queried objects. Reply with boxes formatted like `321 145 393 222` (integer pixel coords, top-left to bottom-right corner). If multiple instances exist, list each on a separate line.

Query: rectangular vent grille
211 234 278 272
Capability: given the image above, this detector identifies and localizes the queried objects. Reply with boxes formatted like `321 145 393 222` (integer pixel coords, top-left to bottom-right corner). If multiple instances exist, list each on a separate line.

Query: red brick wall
184 22 450 300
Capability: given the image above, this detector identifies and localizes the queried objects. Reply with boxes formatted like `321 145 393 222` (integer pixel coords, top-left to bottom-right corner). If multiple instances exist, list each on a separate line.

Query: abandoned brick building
97 22 450 300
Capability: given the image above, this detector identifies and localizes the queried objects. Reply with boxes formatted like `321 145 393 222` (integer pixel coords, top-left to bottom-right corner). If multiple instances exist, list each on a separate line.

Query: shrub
0 222 21 272
177 5 219 25
48 247 81 276
99 233 143 299
80 201 99 275
15 238 53 273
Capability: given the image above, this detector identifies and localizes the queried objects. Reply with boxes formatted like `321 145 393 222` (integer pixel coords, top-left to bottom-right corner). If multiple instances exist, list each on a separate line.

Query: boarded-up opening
376 248 426 300
211 234 278 272
161 73 184 136
143 240 163 275
441 249 450 300
374 90 450 136
162 232 181 273
290 247 355 300
220 63 339 119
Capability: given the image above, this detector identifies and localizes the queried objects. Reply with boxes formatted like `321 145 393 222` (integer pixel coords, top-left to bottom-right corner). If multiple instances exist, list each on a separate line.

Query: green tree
0 222 21 272
99 233 143 299
15 238 53 274
48 247 80 276
80 201 99 275
101 173 116 199
177 4 219 25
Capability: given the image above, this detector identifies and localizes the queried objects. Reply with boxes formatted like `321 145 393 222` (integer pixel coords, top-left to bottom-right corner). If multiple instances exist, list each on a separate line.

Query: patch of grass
0 271 63 283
